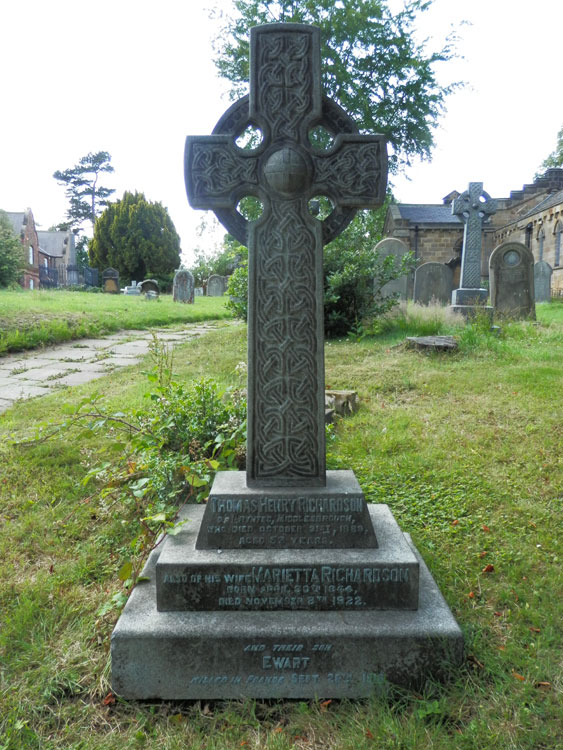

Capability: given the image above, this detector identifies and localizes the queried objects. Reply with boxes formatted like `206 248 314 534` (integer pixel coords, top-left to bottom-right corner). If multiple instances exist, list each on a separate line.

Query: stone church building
383 168 563 295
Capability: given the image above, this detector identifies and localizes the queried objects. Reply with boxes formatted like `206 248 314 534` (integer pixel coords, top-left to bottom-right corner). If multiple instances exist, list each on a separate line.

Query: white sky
1 0 561 266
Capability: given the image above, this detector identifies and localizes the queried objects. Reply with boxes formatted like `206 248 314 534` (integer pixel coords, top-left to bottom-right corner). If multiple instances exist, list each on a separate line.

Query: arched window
555 222 562 266
525 223 533 249
537 225 545 261
28 246 33 264
29 278 34 290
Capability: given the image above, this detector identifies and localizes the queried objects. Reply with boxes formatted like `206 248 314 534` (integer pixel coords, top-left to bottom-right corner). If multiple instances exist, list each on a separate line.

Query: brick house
6 209 40 289
383 168 563 295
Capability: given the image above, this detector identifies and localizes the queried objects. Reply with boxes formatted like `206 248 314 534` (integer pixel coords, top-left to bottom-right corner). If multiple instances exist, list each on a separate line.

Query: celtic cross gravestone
451 182 497 306
111 23 463 700
186 23 386 488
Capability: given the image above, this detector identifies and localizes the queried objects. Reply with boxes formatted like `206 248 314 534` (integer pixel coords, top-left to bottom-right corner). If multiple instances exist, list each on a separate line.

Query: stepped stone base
111 507 463 699
156 504 418 611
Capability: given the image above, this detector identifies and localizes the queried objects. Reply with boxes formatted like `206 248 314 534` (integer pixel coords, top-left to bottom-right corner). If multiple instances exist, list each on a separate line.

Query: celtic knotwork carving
257 31 313 142
312 141 385 202
190 143 259 199
251 199 321 481
185 23 388 487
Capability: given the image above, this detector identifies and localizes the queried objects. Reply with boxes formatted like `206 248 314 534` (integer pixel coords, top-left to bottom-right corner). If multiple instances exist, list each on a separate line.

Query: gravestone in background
102 267 119 294
534 261 552 302
413 262 453 305
207 274 229 296
111 22 463 700
451 182 496 311
375 237 410 301
489 241 536 318
194 286 203 296
123 281 141 295
173 268 194 303
139 279 159 295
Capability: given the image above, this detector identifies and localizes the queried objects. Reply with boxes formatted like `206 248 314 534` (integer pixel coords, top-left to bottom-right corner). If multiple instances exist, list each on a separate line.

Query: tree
213 0 460 171
0 211 26 287
89 191 182 284
537 124 563 175
53 151 115 234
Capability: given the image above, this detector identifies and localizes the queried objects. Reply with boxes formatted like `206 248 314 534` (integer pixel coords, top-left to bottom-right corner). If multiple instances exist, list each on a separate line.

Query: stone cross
185 23 387 488
452 182 497 298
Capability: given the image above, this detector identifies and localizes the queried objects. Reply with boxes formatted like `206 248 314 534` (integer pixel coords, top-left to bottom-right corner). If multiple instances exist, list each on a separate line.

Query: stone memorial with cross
111 23 463 700
451 182 497 308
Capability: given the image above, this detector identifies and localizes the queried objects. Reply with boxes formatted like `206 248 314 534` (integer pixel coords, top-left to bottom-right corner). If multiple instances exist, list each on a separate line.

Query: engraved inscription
161 564 413 611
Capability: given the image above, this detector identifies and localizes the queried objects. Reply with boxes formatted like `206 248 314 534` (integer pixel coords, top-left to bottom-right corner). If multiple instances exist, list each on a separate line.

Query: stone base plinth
197 471 377 550
111 509 464 699
156 505 418 612
450 304 494 320
451 287 488 306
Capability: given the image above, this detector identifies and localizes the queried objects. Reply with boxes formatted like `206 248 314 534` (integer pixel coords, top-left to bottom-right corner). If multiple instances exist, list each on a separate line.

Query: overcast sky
1 0 561 266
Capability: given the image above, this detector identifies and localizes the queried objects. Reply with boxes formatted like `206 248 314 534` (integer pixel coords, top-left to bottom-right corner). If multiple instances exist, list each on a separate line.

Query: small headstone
489 241 535 318
451 182 497 306
173 269 194 303
207 274 229 296
144 290 158 301
375 238 410 300
194 286 203 296
413 262 453 305
534 261 552 302
102 267 120 294
139 279 159 295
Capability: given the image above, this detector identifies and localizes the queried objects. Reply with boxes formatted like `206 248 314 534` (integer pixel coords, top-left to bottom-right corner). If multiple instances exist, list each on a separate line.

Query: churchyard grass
0 305 561 748
0 289 230 354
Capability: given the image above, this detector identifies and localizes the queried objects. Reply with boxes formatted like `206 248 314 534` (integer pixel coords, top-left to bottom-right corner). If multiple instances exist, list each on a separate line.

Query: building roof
520 189 563 220
37 230 74 258
397 204 464 225
4 211 26 236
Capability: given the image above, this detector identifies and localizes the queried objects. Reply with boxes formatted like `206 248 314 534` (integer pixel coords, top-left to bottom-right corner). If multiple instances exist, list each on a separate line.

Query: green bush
0 211 26 288
226 260 249 321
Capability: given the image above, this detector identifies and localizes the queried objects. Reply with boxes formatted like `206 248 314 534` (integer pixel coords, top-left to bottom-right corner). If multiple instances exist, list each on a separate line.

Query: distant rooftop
397 204 464 225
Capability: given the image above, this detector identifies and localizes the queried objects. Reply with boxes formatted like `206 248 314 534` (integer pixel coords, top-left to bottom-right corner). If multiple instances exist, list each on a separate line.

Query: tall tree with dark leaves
213 0 460 172
53 151 115 234
89 191 181 284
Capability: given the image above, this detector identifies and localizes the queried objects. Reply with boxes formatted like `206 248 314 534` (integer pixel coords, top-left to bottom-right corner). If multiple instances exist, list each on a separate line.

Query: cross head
452 182 497 290
185 23 387 488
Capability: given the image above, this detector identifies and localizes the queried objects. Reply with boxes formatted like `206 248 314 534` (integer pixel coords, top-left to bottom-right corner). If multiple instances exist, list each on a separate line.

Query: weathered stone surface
324 390 358 416
156 504 417 612
413 262 453 305
102 267 119 293
375 238 410 300
406 336 458 351
489 241 536 319
451 183 496 305
534 261 552 302
206 274 229 296
196 471 377 550
111 519 464 699
185 23 387 488
173 269 194 303
139 279 159 295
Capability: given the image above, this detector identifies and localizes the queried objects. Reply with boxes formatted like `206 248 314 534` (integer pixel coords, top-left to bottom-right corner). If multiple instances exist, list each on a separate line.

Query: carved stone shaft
185 24 387 488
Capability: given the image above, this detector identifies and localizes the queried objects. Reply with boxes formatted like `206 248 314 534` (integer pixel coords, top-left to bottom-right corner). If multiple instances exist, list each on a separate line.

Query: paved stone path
0 321 227 414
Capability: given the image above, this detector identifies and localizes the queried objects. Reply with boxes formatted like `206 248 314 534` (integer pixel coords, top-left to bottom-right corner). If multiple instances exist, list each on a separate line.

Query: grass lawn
0 303 561 749
0 289 231 354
